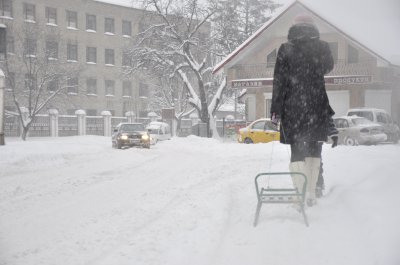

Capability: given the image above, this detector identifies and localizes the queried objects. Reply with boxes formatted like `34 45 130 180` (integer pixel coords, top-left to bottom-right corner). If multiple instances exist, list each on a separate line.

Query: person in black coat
270 14 338 206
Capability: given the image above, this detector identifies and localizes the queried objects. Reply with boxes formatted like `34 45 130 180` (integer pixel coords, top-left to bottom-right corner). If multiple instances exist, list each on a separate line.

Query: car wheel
244 138 253 144
344 137 356 146
144 144 150 149
116 141 122 149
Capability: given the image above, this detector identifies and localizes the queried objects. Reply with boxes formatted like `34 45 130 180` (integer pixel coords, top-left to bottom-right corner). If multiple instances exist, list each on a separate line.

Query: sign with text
231 75 372 88
325 75 372 85
232 79 273 88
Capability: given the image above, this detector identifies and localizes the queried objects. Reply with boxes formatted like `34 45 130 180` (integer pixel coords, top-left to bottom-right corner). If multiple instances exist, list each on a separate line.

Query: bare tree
1 22 81 140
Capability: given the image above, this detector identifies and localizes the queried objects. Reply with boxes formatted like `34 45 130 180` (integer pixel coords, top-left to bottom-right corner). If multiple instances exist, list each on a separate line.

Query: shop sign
325 75 372 85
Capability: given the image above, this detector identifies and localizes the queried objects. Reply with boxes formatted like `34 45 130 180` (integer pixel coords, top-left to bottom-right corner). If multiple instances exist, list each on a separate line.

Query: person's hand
331 135 338 148
271 112 280 126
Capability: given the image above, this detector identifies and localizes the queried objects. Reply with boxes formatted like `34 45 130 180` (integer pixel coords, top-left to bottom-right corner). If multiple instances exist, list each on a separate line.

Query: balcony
231 59 376 80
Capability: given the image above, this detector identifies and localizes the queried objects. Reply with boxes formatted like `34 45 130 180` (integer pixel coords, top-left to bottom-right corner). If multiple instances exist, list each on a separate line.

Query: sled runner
253 172 309 227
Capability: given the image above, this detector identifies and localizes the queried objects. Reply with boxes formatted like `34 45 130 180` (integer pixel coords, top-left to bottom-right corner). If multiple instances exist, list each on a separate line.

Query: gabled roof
213 0 399 74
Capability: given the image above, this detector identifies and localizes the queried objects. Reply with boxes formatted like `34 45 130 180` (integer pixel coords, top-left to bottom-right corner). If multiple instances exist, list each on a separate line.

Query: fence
4 109 247 140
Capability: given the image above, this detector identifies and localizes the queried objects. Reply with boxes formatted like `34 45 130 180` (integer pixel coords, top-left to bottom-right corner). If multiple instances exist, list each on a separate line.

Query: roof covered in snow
213 0 400 74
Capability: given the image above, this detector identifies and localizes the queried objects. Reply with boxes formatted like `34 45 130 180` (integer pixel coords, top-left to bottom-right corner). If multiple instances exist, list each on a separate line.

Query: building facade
0 0 153 117
213 1 400 124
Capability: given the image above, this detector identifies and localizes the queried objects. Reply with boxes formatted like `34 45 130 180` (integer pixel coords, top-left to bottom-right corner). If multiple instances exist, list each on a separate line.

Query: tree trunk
21 127 28 141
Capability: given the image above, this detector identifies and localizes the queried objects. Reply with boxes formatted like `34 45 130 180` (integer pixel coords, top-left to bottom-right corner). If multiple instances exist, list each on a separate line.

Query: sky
96 0 400 65
1 136 400 265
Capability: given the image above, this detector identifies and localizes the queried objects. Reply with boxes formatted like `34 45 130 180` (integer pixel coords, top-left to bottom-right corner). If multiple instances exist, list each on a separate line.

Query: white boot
304 157 321 206
289 161 306 196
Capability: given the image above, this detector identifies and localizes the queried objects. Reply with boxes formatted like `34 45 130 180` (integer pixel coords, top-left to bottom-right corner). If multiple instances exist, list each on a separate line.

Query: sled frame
253 172 309 227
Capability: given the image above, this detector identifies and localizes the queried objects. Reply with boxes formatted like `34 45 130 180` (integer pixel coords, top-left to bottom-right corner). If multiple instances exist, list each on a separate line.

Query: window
0 0 13 17
139 83 148 98
105 49 114 65
67 77 79 94
328 42 338 63
47 79 58 92
24 38 36 56
104 17 114 34
46 40 58 59
122 20 132 36
23 3 35 21
67 43 78 61
86 78 97 95
266 49 276 68
105 80 115 96
348 45 359 64
252 121 265 130
86 14 96 31
66 10 78 29
7 35 14 54
122 81 132 97
46 7 57 24
86 46 96 63
377 112 388 124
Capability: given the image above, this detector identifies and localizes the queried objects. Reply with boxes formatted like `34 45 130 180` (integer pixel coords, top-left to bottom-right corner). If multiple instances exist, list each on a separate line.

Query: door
249 120 268 143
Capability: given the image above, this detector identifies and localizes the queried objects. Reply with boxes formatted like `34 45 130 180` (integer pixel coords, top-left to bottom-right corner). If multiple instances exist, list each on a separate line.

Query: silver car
333 116 387 146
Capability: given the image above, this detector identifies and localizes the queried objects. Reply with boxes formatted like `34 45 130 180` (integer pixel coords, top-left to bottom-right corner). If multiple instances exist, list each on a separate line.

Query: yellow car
238 118 280 144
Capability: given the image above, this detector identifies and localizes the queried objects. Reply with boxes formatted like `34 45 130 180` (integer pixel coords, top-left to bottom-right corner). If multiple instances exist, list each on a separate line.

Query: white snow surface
1 136 400 265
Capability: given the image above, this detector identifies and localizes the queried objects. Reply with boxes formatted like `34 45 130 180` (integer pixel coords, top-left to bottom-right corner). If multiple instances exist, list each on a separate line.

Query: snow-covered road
1 136 399 265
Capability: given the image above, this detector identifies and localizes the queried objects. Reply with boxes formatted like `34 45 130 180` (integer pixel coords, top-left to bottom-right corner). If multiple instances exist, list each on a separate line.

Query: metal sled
253 172 309 227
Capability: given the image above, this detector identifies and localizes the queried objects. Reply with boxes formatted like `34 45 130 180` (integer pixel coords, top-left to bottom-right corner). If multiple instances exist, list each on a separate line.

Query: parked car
146 121 172 145
238 118 280 144
333 116 387 146
347 108 399 143
112 123 151 149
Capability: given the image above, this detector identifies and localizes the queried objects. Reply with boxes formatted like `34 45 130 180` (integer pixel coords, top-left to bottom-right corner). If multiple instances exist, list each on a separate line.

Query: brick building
0 0 155 117
213 1 400 124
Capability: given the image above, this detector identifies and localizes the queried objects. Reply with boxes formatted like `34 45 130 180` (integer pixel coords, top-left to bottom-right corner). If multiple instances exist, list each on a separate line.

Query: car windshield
348 111 373 121
351 117 373 125
120 124 144 132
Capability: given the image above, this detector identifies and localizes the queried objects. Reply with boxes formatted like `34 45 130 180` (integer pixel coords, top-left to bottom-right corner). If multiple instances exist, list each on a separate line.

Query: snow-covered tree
124 0 226 137
2 23 81 140
125 0 279 137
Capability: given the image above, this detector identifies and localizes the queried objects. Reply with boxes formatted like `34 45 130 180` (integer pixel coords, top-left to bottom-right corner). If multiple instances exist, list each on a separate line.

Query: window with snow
67 43 78 61
105 80 115 96
123 81 132 97
46 7 57 24
122 20 132 36
86 78 97 95
46 40 58 59
0 0 13 17
66 10 78 28
104 17 115 34
67 77 79 94
23 3 35 21
86 46 97 63
86 14 96 31
105 49 115 65
24 38 36 56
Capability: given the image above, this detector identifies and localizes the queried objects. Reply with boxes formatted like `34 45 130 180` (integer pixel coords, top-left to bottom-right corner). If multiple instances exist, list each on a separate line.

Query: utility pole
0 24 7 145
